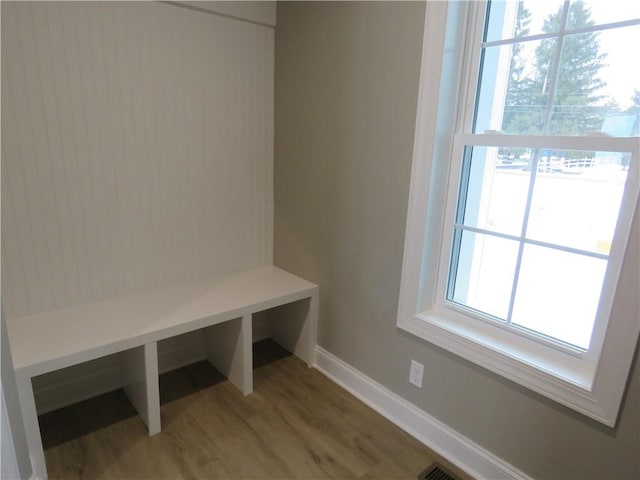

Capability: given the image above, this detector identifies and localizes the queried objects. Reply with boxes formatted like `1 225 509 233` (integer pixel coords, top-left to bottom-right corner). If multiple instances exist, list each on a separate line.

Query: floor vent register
417 463 459 480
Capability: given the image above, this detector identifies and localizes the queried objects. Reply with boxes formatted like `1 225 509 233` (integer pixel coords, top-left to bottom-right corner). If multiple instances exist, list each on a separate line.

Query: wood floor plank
41 340 464 479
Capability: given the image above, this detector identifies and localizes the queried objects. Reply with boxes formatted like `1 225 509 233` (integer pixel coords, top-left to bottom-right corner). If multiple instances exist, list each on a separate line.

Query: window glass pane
449 230 519 320
477 3 640 137
527 150 629 254
548 26 640 136
485 1 565 42
512 244 607 349
487 1 640 43
475 39 552 135
575 0 640 28
458 146 530 237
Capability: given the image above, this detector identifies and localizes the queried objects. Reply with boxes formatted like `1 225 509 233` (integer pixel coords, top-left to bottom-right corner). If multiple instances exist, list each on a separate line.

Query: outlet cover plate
409 360 424 388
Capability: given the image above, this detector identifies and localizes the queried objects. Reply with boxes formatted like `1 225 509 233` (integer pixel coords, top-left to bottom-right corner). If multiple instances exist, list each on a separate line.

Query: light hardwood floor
39 340 467 479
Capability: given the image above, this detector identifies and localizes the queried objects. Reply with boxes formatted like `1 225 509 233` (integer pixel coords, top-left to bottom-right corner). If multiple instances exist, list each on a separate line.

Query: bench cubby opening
263 297 317 368
158 315 252 398
31 344 160 436
8 266 318 479
32 353 123 416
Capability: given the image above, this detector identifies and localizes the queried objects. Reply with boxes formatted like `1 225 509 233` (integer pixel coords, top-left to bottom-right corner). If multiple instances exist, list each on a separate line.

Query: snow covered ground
459 164 628 349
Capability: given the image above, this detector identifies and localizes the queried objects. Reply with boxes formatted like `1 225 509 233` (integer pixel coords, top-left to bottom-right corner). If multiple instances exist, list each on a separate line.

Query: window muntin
445 141 633 351
448 229 520 320
511 243 606 348
484 1 563 41
444 1 639 352
475 1 640 137
525 152 628 254
456 146 531 237
398 0 640 427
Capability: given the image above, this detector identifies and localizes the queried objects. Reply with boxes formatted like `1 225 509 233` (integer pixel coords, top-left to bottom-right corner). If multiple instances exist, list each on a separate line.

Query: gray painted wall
273 2 640 479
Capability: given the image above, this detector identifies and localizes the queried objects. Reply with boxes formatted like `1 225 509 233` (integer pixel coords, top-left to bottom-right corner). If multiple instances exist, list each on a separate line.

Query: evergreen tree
502 0 608 137
500 2 535 160
502 1 537 137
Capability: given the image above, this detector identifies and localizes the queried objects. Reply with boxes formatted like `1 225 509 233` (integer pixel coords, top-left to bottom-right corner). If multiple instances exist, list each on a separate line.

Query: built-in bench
6 266 318 480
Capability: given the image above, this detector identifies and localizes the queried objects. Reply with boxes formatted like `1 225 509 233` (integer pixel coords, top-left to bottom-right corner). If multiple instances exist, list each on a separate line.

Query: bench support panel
204 315 252 395
268 294 318 367
15 375 47 479
9 268 318 480
122 343 161 435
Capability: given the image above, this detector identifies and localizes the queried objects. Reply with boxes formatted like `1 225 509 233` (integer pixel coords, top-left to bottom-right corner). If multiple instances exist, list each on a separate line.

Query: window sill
397 307 612 424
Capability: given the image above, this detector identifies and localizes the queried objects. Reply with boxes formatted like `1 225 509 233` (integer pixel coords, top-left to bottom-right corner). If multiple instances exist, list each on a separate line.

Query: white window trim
398 1 640 427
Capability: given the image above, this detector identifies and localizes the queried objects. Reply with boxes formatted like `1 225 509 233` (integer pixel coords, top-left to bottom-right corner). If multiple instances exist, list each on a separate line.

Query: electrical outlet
409 360 424 388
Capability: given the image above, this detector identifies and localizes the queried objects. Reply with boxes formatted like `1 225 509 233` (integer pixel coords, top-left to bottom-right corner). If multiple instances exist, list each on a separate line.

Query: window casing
398 1 639 426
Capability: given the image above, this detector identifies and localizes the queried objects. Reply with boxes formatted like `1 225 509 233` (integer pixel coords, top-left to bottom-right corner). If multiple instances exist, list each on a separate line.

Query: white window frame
397 1 640 427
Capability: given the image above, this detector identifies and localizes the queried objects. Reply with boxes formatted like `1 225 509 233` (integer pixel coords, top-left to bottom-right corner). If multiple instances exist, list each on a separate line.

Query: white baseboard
32 338 529 478
314 346 532 480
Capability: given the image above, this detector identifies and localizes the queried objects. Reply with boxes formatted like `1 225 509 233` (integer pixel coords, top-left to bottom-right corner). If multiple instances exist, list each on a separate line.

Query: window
398 1 639 426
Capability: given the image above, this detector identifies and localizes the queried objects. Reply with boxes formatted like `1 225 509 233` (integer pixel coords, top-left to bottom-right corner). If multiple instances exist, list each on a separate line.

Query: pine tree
502 1 537 136
502 0 608 137
500 1 536 160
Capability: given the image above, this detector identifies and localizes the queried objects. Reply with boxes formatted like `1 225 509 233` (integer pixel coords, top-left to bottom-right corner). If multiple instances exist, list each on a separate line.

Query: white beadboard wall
1 1 275 319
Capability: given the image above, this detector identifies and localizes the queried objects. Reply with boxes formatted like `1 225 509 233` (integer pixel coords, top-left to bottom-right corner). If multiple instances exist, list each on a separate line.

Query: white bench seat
6 266 318 480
